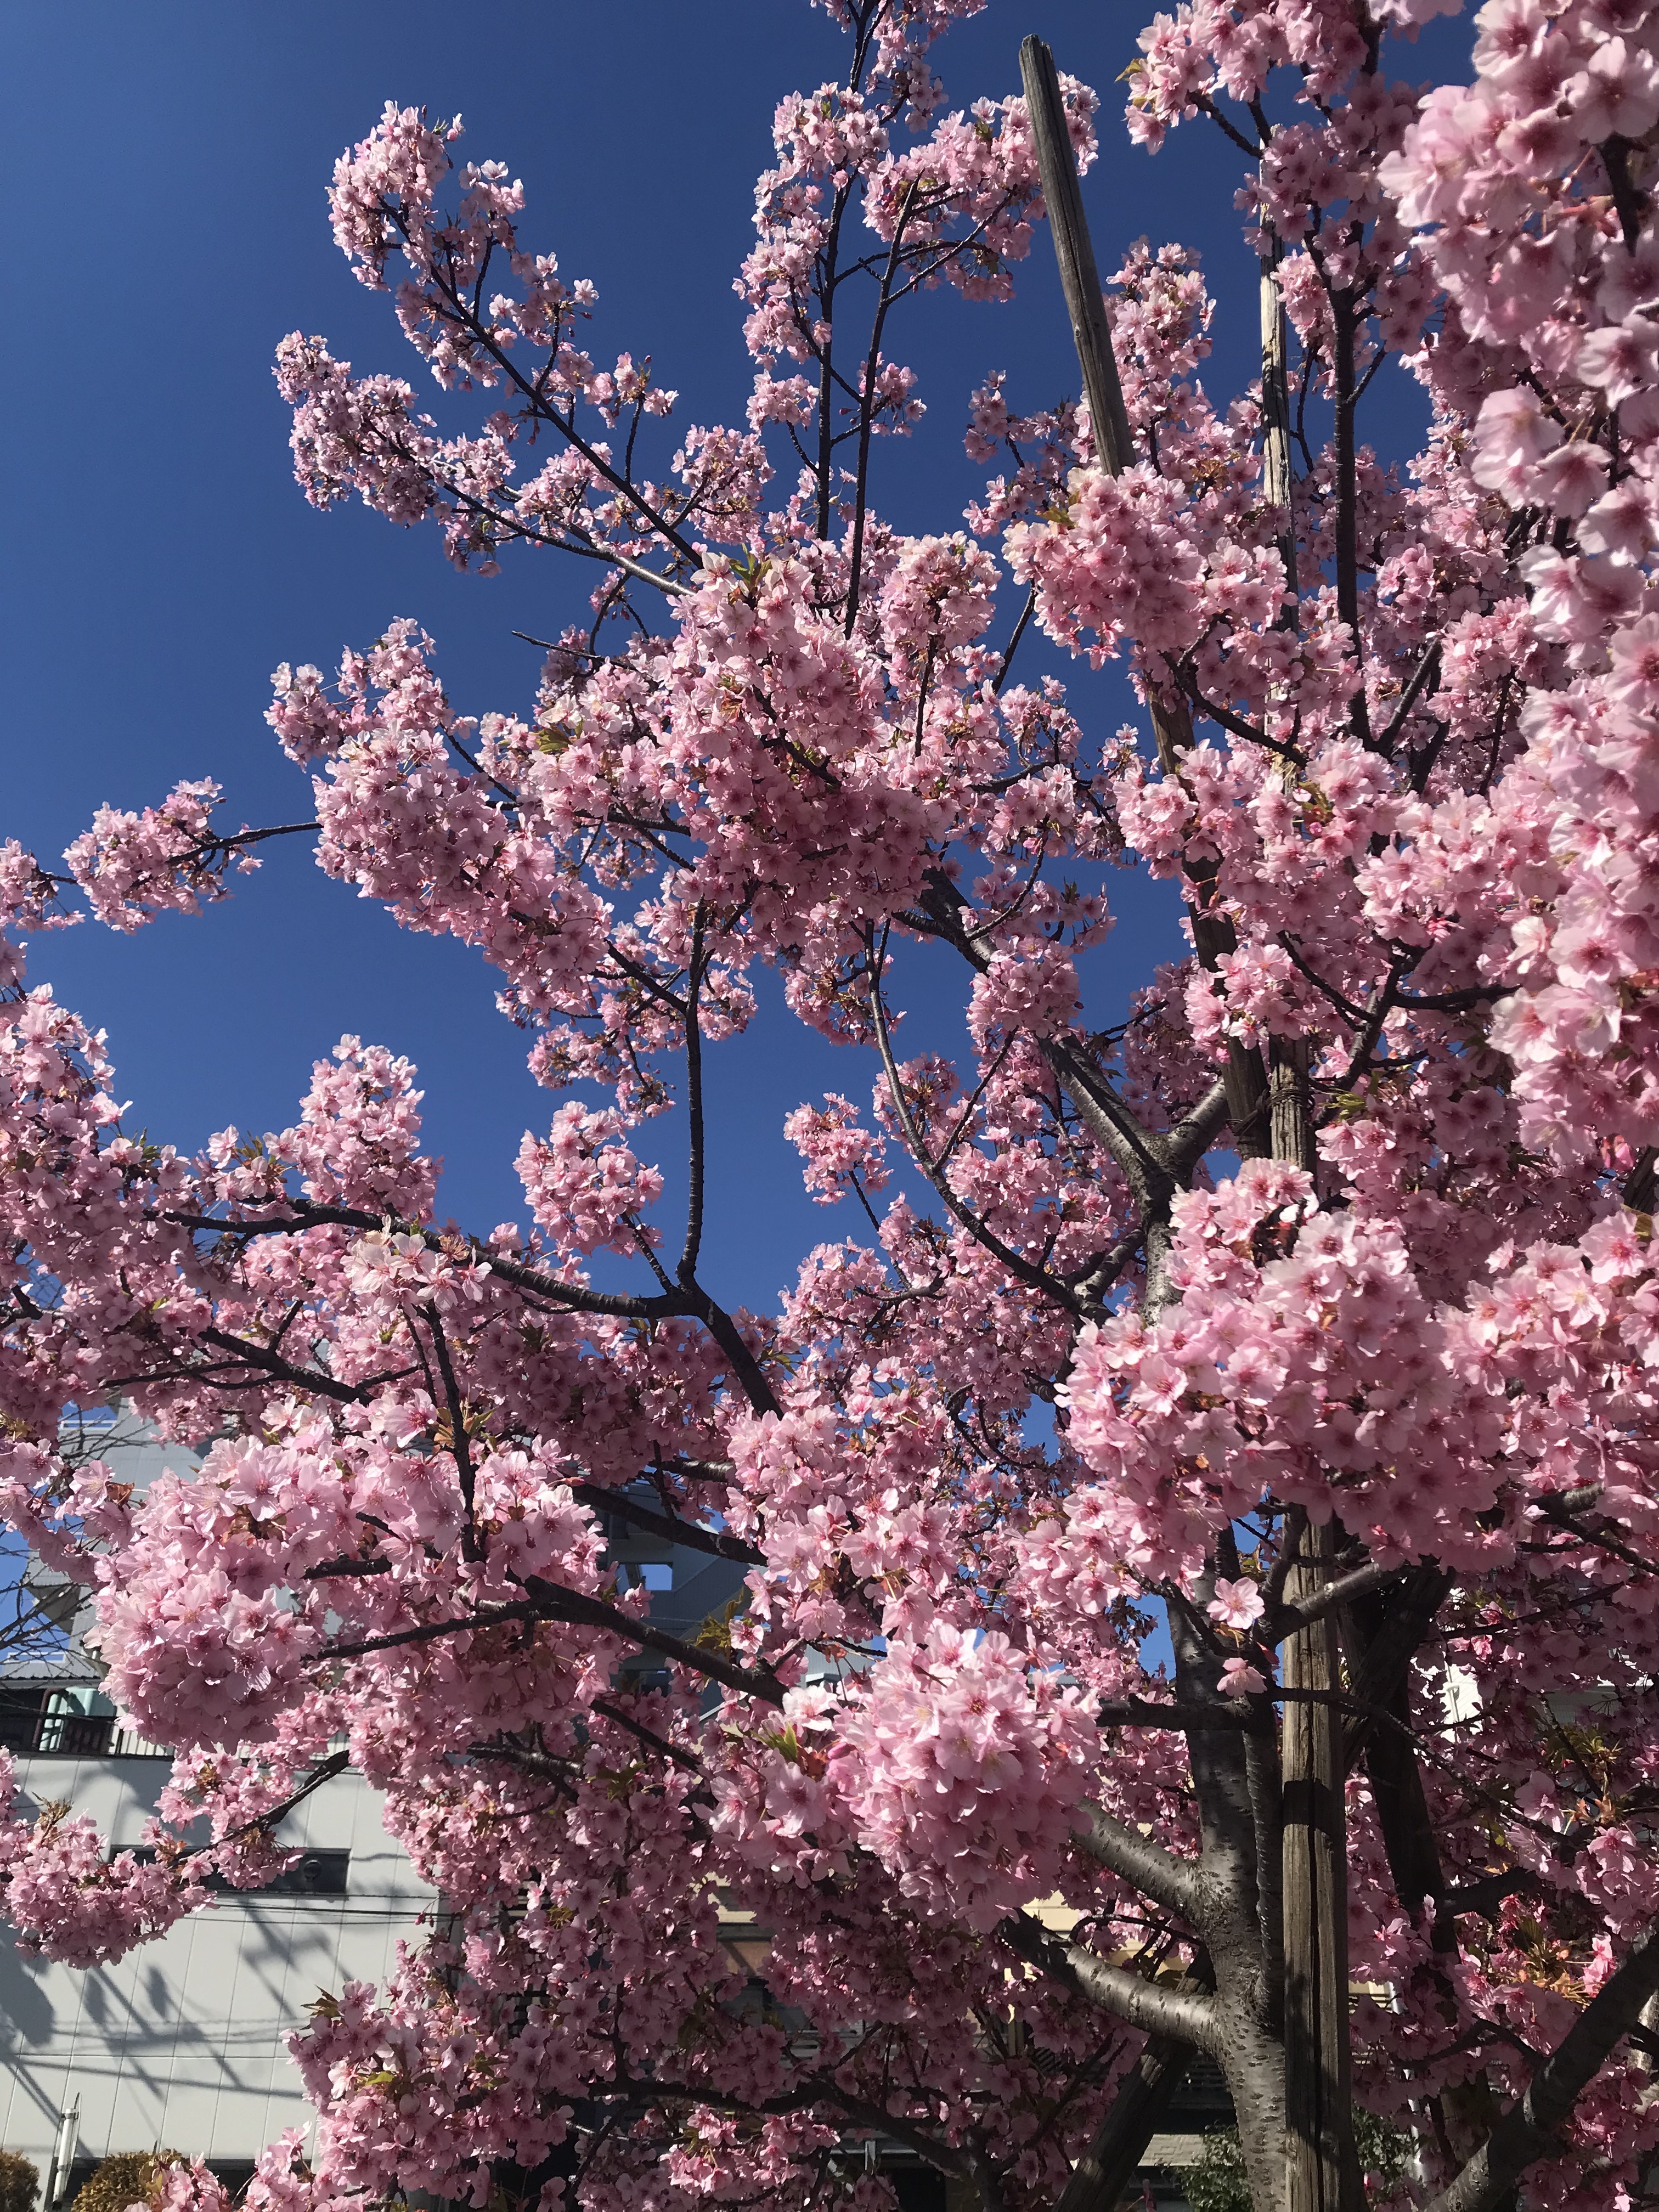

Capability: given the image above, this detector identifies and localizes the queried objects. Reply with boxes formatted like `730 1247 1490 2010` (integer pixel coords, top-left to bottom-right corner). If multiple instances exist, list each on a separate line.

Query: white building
0 1755 435 2198
0 1412 436 2198
0 1414 749 2202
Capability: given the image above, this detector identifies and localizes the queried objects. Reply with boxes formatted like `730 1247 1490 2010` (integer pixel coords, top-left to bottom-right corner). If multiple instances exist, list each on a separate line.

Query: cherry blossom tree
3 2 1659 2210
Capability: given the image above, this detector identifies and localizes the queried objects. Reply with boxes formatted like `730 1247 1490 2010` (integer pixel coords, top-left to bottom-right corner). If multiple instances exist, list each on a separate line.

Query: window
121 1848 351 1897
266 1850 351 1896
0 1689 115 1756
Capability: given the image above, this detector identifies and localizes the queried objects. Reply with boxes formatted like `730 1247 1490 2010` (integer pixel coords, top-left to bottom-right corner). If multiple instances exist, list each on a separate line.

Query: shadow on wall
0 1939 58 2049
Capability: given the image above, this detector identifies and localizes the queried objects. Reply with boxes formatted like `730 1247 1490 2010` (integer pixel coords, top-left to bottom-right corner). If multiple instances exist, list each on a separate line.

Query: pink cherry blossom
1208 1576 1266 1632
7 3 1659 2208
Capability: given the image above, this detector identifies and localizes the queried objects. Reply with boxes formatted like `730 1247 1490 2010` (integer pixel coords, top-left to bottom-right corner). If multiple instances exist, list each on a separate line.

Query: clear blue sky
2 1 1471 1313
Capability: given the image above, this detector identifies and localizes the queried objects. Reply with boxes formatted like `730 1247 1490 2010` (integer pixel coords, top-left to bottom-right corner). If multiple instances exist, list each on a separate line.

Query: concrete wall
0 1754 432 2174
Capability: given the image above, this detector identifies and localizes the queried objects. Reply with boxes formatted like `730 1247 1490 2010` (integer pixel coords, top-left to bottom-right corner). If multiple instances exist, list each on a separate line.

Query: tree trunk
1347 1579 1510 2183
1221 1994 1300 2212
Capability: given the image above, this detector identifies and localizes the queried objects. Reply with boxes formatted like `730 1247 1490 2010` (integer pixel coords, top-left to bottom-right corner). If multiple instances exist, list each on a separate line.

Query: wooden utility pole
1280 1513 1356 2212
1017 37 1133 476
1022 40 1357 2209
1258 202 1318 1179
1257 143 1352 2212
1018 33 1271 1158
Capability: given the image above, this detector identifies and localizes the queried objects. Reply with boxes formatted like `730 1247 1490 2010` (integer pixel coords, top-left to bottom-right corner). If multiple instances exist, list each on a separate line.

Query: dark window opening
887 2169 946 2212
121 1847 351 1898
264 1849 351 1896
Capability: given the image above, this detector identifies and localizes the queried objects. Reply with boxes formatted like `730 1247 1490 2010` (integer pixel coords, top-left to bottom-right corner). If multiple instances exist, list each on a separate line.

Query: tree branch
571 1480 764 1567
1421 1922 1659 2212
1056 2036 1192 2212
1054 1956 1215 2212
170 1205 670 1322
320 1576 783 1709
522 1573 784 1706
1000 1911 1222 2054
843 180 918 630
199 1325 362 1404
994 586 1038 694
423 1308 481 1562
1070 1800 1206 1926
867 926 1082 1311
678 906 709 1284
1266 1557 1413 1640
1341 1566 1453 1768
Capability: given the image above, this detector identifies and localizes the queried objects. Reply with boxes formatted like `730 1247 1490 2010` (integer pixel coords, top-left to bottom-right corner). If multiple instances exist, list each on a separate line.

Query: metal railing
0 1704 169 1758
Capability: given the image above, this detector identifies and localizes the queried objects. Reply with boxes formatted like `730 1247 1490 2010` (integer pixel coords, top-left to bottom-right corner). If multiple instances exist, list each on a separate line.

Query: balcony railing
0 1703 169 1758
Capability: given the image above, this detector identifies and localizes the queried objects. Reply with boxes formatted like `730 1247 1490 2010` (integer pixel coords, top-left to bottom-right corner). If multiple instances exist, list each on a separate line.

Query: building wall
0 1754 433 2175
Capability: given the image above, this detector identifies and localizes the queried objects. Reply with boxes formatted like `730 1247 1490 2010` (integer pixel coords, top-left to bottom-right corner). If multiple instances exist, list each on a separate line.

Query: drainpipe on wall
45 2096 79 2211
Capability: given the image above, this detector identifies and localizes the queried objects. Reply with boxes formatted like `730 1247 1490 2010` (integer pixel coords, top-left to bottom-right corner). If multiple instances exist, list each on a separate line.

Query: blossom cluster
5 0 1659 2207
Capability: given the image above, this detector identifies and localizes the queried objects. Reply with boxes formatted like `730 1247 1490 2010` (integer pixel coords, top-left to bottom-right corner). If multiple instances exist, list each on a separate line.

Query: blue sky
2 0 1473 1317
